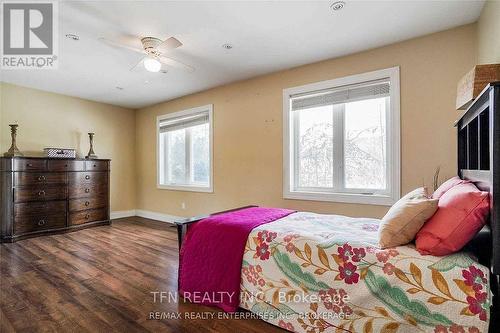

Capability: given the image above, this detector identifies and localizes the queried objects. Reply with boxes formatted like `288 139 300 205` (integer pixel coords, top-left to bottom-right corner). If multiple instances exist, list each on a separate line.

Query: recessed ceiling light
330 1 346 11
65 33 80 41
222 43 233 50
115 86 124 90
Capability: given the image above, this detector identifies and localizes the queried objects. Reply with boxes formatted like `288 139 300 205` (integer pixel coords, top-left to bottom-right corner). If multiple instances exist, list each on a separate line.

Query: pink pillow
432 176 470 199
416 182 489 256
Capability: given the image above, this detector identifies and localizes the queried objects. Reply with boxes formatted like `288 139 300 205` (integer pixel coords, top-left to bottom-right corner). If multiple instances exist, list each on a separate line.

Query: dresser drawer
13 159 47 171
69 208 108 225
14 214 66 235
69 183 107 199
14 186 68 203
14 201 66 218
69 172 107 184
48 160 85 172
69 197 107 212
85 160 109 171
15 172 67 186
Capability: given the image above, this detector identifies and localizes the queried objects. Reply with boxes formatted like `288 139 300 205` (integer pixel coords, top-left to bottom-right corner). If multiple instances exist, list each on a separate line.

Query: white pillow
378 187 438 248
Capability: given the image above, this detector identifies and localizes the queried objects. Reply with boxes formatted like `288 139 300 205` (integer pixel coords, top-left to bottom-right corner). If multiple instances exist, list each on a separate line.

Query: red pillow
432 176 470 199
416 182 489 256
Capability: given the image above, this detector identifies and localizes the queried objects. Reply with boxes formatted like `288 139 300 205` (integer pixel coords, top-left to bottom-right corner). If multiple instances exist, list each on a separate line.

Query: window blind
159 112 209 133
291 79 390 111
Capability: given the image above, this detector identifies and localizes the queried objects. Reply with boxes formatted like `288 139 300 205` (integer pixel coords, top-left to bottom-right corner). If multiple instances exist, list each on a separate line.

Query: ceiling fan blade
130 57 146 72
98 37 145 55
158 55 194 72
157 37 183 52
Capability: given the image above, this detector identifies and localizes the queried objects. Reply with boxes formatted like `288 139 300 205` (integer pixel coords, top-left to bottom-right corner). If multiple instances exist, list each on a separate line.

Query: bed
176 82 499 332
239 212 490 332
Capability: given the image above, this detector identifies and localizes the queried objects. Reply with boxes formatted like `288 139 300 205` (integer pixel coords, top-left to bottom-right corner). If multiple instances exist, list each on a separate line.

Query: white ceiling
0 0 485 109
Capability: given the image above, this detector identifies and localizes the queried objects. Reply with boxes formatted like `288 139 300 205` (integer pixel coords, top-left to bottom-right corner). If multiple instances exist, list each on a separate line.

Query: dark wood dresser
0 157 111 242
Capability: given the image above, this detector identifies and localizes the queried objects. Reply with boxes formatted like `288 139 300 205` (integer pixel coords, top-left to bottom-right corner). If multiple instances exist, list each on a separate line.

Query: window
157 105 213 192
283 67 400 205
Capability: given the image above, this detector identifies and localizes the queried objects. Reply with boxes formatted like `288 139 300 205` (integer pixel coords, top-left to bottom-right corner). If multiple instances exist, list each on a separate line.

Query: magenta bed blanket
178 206 295 312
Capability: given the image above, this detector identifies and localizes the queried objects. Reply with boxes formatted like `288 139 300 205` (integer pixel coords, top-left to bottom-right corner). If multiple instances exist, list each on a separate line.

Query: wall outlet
181 202 186 210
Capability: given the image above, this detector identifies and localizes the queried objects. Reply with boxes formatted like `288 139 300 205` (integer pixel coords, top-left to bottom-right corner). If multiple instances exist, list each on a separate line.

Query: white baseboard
135 209 182 224
109 209 183 224
110 210 136 219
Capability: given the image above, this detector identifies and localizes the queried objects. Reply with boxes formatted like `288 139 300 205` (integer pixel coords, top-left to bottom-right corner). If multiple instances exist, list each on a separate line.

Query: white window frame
283 67 400 206
156 104 214 193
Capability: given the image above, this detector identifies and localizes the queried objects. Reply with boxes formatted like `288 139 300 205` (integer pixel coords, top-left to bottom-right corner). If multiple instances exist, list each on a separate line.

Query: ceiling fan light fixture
144 56 161 72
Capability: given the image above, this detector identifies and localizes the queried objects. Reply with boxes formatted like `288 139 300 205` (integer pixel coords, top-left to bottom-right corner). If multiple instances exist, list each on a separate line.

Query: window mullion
332 104 344 191
185 128 191 184
339 104 345 191
163 133 169 184
293 111 300 190
385 96 391 193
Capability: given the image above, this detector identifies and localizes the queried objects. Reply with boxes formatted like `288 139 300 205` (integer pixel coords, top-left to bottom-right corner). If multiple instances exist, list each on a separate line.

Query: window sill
157 184 213 193
283 190 397 206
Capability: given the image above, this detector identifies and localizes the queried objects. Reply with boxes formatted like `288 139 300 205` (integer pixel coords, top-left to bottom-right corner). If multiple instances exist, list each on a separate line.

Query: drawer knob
93 164 97 168
27 163 33 167
85 188 90 193
37 219 46 226
38 175 46 181
65 164 68 168
85 214 90 219
85 175 90 180
85 201 90 206
38 190 46 196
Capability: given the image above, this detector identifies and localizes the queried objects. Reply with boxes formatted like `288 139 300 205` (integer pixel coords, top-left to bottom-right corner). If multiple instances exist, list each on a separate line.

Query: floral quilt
239 212 491 333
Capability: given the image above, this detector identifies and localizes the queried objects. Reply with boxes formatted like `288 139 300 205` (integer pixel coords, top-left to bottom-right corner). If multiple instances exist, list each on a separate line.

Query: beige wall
0 22 483 219
477 0 500 64
135 24 477 219
0 83 136 212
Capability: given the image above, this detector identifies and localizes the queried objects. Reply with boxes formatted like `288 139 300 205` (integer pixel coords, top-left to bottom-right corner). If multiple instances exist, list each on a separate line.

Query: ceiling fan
99 36 194 73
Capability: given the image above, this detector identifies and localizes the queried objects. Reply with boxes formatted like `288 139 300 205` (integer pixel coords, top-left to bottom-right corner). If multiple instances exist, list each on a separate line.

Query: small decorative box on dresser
0 157 111 242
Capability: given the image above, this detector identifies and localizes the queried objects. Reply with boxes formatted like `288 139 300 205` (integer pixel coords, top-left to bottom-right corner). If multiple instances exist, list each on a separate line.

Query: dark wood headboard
456 81 499 328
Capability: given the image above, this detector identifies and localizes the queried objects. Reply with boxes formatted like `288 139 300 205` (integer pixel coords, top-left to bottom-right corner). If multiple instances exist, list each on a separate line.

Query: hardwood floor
0 217 284 333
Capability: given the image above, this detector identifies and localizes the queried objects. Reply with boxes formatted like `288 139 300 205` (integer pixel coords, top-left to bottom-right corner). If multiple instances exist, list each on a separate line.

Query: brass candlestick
85 132 98 159
4 124 23 157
